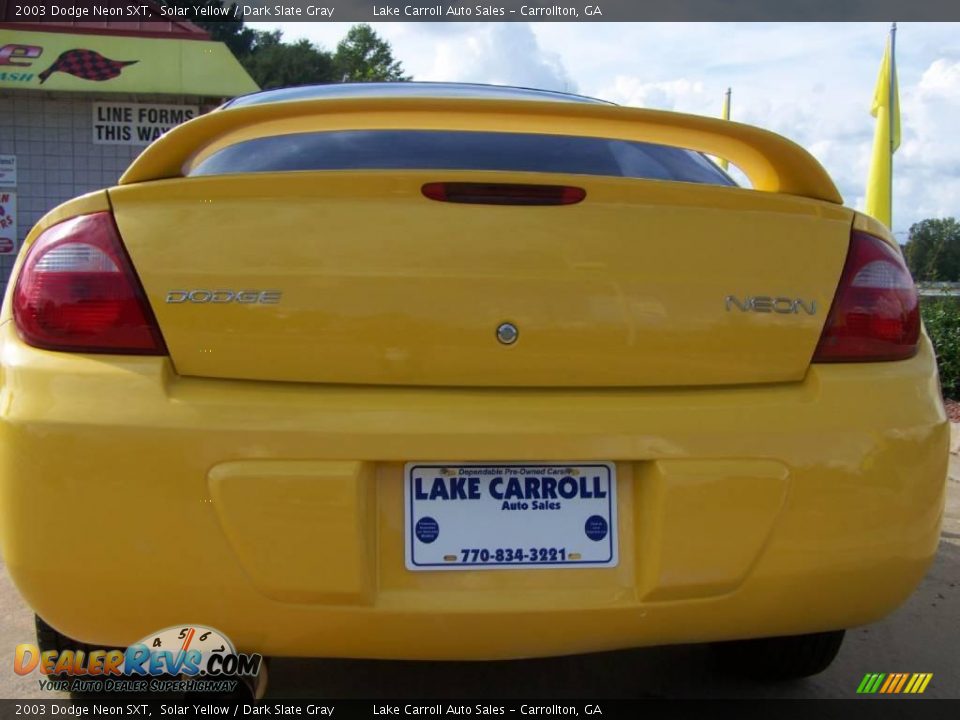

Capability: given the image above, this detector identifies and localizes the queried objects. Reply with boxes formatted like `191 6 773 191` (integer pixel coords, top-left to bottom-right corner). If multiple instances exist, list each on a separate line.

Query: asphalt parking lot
3 443 959 700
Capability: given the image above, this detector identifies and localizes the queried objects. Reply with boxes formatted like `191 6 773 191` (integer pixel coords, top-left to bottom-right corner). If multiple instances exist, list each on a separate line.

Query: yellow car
0 83 948 684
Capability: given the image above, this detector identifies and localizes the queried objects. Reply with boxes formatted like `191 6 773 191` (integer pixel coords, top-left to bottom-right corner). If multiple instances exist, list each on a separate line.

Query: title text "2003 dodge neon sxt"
0 83 948 682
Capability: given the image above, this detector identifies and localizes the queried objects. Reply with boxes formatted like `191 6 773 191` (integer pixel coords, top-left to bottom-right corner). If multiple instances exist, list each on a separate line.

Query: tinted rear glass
190 130 736 186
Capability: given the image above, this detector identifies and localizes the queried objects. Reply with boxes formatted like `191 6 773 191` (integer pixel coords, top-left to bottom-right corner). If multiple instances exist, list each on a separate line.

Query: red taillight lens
422 182 586 206
812 230 920 363
13 212 166 355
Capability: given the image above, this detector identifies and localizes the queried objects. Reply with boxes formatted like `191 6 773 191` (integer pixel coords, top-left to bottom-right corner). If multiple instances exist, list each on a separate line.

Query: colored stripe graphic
858 672 932 694
879 674 896 693
863 673 887 695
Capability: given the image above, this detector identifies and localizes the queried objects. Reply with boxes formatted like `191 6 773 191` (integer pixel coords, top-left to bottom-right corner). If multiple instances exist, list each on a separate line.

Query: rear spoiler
119 97 843 204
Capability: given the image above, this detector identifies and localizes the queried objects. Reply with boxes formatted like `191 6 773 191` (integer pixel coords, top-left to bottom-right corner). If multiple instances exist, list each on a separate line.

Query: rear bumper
0 321 948 660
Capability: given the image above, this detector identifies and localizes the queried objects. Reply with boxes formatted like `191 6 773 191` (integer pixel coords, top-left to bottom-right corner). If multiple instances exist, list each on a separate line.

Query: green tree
159 1 258 58
241 31 337 89
904 218 960 282
158 6 410 88
333 24 409 82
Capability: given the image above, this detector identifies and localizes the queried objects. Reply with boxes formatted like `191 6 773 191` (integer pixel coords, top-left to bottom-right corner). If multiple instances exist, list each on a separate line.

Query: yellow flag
719 88 731 171
865 25 900 228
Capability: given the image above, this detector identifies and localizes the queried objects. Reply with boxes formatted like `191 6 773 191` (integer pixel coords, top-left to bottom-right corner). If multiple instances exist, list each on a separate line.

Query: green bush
921 296 960 399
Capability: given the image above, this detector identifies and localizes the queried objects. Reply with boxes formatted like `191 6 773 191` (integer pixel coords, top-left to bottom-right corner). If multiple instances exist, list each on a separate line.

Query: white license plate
404 462 618 571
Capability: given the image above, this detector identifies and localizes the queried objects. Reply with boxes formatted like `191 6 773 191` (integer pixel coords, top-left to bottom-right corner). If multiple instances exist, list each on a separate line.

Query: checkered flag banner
38 49 137 84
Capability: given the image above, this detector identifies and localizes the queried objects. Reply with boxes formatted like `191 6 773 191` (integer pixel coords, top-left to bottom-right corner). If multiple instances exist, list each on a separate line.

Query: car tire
35 615 101 695
713 630 846 681
36 615 93 665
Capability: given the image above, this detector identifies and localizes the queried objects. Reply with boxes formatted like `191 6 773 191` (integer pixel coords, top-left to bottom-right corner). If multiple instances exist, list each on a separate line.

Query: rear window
189 130 736 186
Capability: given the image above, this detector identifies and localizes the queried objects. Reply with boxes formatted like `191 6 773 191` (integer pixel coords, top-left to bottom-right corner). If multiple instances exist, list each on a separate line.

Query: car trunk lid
110 170 851 387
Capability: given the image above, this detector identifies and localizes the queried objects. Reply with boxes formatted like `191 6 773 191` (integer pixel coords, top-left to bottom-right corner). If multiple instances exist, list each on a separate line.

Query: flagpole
718 88 732 170
889 23 896 155
889 23 896 218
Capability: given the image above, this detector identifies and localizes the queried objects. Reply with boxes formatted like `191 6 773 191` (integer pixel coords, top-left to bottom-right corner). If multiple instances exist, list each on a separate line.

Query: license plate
404 462 618 571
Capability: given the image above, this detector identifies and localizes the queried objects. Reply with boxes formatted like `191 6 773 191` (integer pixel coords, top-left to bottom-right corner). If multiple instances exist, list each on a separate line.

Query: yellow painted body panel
208 460 376 604
853 210 898 244
0 319 947 658
109 173 851 387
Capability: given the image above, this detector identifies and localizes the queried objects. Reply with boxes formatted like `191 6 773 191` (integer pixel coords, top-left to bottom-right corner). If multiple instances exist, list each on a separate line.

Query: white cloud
415 23 576 92
251 22 575 91
917 57 960 95
896 58 960 228
595 77 706 111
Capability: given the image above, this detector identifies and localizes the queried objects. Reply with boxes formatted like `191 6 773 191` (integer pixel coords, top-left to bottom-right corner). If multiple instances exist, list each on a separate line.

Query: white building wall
0 90 206 296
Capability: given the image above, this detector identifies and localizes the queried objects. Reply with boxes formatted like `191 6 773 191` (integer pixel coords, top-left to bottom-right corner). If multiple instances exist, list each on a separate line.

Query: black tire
36 615 95 667
713 630 845 681
35 615 102 695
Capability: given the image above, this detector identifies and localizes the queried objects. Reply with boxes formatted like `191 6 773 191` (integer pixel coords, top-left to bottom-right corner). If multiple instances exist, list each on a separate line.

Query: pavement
3 430 960 700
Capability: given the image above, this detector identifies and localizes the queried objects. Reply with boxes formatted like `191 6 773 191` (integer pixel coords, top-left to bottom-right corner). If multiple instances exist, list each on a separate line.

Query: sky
250 21 960 238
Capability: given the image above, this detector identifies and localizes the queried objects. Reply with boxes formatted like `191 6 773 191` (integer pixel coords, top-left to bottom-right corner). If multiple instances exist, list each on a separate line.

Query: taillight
812 230 919 362
13 212 166 355
422 182 586 206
